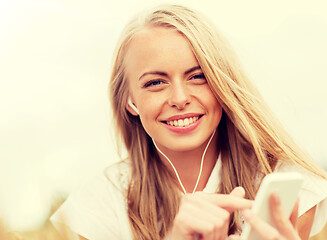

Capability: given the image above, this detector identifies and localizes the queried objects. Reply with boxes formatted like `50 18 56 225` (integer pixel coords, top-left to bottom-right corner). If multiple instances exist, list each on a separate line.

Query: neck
155 131 219 193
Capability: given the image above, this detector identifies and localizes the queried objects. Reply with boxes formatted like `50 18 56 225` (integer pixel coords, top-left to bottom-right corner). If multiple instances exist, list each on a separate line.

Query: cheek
138 95 162 114
215 103 223 124
137 96 162 129
211 101 223 124
203 91 223 122
200 87 222 111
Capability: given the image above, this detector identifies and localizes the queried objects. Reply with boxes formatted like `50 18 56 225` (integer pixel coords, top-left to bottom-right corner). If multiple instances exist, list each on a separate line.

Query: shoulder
50 159 133 240
103 159 131 194
275 161 327 237
67 159 131 206
274 161 327 210
275 162 327 205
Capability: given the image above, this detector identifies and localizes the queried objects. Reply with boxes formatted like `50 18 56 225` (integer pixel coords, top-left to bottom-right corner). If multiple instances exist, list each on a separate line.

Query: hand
170 187 252 240
229 192 300 240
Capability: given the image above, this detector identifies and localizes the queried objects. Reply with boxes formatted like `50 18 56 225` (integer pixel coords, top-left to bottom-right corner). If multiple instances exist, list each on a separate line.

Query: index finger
194 192 252 213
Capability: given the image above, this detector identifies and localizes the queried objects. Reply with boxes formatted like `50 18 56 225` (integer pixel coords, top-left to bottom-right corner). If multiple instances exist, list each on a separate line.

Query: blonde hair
109 4 326 239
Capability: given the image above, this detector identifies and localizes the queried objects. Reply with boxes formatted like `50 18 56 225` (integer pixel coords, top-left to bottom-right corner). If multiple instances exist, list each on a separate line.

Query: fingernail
230 234 242 240
242 209 253 220
228 236 240 240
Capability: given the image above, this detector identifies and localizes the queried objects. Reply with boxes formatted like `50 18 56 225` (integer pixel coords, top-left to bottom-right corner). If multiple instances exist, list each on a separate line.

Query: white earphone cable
152 129 216 194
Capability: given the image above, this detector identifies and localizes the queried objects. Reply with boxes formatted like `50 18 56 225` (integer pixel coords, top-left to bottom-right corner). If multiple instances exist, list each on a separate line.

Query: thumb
289 198 299 228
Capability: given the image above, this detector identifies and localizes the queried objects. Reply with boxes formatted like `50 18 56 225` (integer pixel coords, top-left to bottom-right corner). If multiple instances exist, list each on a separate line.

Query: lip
161 114 203 134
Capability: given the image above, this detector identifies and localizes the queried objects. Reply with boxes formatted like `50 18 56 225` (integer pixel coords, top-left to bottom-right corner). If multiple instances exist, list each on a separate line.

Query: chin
159 140 209 153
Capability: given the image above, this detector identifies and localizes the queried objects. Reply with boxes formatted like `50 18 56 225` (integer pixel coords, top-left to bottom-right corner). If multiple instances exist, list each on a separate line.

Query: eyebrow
138 66 201 81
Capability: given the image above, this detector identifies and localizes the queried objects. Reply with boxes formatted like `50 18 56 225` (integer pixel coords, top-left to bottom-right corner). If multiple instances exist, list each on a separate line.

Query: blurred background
0 0 326 234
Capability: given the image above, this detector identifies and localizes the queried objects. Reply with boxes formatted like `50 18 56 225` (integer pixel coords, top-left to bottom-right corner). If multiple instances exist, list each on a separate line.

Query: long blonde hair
109 4 326 239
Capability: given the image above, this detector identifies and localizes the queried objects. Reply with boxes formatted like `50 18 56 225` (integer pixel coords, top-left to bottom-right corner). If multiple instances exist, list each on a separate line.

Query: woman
51 4 327 240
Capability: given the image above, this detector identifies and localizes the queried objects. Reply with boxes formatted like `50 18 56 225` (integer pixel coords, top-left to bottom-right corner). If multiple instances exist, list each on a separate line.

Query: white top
51 158 327 239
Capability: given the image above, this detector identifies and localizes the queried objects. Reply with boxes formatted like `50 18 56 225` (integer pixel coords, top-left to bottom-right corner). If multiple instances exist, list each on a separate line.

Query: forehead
126 26 188 53
124 26 198 78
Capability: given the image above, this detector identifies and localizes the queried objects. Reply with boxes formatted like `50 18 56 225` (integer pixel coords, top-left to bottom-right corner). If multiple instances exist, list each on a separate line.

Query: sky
0 0 327 231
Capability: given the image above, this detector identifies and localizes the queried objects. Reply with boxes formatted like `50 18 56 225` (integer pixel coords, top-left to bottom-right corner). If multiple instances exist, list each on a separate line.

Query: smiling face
125 26 222 153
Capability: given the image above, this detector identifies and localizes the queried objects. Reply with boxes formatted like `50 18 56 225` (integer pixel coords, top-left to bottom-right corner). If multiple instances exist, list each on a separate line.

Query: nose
168 81 191 109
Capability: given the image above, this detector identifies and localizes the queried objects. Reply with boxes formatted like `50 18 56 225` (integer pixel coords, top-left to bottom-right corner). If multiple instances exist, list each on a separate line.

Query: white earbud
128 97 139 115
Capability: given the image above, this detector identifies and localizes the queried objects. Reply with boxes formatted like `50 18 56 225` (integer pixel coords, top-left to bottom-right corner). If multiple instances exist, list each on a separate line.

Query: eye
143 79 165 88
190 73 206 80
189 73 207 84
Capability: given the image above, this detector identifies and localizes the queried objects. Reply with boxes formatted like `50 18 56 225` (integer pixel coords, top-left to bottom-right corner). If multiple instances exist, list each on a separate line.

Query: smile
163 115 203 127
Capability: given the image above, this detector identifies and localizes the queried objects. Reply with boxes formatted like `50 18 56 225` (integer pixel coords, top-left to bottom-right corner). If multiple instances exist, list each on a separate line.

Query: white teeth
183 118 189 126
166 116 199 127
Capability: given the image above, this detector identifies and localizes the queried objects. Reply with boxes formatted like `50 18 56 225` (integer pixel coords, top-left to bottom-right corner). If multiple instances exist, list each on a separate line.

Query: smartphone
241 172 304 240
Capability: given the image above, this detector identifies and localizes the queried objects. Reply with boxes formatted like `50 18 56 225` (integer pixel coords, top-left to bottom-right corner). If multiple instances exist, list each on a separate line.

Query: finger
187 200 230 227
175 213 214 239
242 209 282 239
230 187 245 198
215 195 252 213
193 192 252 213
228 234 241 240
175 208 227 240
289 198 299 228
182 194 231 223
269 192 300 239
177 199 230 239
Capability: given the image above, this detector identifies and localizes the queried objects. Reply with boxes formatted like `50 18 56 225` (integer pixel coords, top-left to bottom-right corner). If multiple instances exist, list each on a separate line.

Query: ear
126 97 139 116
